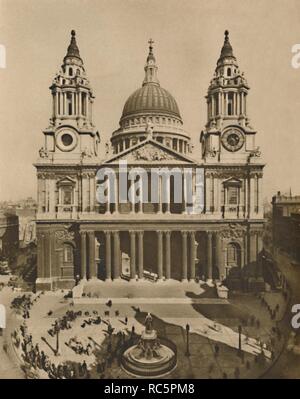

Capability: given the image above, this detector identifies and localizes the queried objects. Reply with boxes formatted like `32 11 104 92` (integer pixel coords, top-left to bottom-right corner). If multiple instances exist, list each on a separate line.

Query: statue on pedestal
145 312 153 333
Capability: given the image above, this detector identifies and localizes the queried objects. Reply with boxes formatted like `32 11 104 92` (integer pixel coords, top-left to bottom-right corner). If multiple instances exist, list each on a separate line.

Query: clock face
222 129 244 152
56 128 77 151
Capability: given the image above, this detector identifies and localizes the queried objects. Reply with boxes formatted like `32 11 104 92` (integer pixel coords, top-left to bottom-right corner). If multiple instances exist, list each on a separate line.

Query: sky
0 0 300 202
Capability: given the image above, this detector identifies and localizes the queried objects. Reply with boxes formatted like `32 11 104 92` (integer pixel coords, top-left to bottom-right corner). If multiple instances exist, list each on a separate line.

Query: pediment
104 139 197 165
57 176 76 186
223 177 242 186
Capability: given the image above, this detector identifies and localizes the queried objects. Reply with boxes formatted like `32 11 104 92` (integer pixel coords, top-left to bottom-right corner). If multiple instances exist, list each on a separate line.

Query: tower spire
64 30 81 61
218 30 235 62
143 38 159 86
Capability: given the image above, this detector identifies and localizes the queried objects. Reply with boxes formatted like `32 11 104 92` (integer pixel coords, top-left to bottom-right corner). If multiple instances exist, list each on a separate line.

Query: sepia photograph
0 0 300 386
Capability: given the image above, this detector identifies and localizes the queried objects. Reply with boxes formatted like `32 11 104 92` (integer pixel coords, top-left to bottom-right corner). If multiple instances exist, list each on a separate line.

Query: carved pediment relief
104 139 196 165
220 223 247 239
55 230 75 243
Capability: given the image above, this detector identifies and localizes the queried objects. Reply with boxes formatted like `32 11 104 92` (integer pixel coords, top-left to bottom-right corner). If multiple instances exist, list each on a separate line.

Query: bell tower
201 30 259 164
40 30 100 162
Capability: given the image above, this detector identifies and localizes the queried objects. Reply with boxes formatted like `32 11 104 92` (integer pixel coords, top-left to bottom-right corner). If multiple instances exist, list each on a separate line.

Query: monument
121 313 176 377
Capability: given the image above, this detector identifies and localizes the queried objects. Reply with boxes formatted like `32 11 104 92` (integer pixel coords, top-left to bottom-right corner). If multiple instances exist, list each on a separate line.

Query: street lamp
238 325 242 356
54 320 61 356
185 323 190 356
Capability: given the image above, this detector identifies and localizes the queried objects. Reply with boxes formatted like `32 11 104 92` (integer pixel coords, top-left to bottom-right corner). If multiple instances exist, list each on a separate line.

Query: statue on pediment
145 121 154 139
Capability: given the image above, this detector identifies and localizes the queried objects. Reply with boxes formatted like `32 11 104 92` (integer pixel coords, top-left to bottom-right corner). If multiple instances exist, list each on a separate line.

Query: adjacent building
0 212 19 261
272 192 300 261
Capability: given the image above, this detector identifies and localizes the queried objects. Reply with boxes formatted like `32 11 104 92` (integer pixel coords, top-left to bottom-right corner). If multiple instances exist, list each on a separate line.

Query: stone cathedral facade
35 30 265 291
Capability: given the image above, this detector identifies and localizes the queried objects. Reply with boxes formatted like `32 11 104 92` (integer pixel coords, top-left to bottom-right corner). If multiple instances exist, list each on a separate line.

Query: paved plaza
0 278 287 379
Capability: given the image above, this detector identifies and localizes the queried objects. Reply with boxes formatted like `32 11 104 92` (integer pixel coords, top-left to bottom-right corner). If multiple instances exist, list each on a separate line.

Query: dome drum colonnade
111 39 190 155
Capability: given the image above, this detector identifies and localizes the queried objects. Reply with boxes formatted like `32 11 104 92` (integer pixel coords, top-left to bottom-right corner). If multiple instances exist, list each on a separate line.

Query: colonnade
79 229 222 281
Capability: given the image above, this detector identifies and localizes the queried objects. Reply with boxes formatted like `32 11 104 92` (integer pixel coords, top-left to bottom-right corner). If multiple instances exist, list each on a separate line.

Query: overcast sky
0 0 300 202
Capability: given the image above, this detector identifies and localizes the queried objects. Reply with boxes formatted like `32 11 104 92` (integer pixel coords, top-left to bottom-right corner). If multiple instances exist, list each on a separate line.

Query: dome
121 83 182 121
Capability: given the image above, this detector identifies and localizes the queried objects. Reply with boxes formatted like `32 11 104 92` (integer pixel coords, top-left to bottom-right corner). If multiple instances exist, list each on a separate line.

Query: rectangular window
62 187 73 205
228 186 238 205
64 245 73 262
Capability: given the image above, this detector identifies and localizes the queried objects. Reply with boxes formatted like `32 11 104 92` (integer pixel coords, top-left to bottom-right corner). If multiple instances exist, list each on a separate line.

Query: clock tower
199 31 265 286
42 30 100 163
35 31 100 290
201 30 259 164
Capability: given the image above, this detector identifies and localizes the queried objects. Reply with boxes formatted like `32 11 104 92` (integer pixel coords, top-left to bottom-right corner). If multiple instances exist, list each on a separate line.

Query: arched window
226 242 241 268
69 67 73 76
227 68 231 76
81 93 87 116
227 92 234 116
67 92 73 115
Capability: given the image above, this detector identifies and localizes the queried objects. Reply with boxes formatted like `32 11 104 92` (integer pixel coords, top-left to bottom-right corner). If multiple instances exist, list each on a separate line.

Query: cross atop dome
144 38 159 85
147 38 156 63
148 38 154 47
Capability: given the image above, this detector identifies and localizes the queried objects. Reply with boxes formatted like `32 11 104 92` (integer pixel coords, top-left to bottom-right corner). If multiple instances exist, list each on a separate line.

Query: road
0 286 24 379
262 250 300 379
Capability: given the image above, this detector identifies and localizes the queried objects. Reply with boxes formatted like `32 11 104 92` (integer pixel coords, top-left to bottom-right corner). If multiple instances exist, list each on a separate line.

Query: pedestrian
234 367 240 379
82 360 87 373
214 344 219 357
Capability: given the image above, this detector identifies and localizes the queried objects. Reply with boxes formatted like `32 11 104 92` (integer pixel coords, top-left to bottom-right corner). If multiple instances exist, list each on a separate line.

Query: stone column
130 231 136 280
64 92 67 116
214 177 219 214
78 92 82 115
130 179 136 214
165 231 171 280
80 231 87 280
205 175 210 214
89 174 95 212
182 173 186 214
37 178 43 213
157 176 162 213
82 176 89 212
114 172 119 213
88 231 96 279
113 231 120 279
105 175 111 214
249 176 255 217
138 178 143 214
157 230 163 280
165 178 170 214
189 231 196 281
240 92 243 114
207 232 213 280
137 231 144 279
215 232 222 280
49 179 56 214
182 231 188 281
104 231 111 280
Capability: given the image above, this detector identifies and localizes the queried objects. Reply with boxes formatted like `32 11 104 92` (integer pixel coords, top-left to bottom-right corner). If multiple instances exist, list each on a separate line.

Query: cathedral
35 30 265 291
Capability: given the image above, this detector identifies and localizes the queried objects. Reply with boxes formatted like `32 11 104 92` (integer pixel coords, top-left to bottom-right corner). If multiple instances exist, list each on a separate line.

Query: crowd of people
9 293 135 379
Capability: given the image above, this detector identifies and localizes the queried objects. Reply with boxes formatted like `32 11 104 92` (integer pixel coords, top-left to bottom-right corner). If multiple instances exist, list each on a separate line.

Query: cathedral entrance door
225 242 241 278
